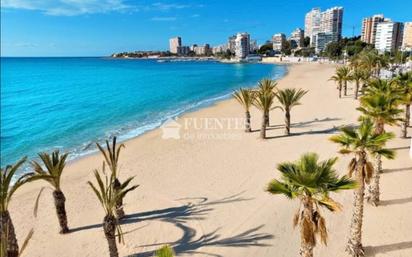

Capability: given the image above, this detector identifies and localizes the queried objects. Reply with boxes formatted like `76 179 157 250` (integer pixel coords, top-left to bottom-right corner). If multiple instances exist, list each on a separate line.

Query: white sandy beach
11 63 412 257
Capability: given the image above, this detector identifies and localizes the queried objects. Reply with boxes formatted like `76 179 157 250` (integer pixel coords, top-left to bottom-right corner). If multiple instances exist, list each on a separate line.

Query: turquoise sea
1 57 287 170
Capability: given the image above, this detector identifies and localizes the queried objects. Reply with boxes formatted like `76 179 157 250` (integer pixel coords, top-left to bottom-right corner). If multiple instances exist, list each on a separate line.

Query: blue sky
1 0 411 56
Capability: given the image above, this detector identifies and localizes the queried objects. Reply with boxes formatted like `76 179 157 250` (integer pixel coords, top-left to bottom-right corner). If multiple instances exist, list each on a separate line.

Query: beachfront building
250 40 258 52
290 28 304 48
305 8 321 46
228 35 237 54
234 32 250 59
193 44 211 56
190 44 197 51
361 14 385 44
272 33 286 52
177 46 190 56
319 6 343 42
169 37 182 54
305 6 343 51
212 44 228 55
314 32 334 54
375 21 404 53
402 22 412 51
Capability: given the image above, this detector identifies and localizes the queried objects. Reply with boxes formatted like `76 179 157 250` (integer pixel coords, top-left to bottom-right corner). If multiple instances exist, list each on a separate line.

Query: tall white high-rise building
402 22 412 51
375 21 404 53
228 35 237 54
305 8 321 46
305 6 343 50
169 37 181 54
361 15 385 44
234 32 250 59
290 28 304 48
272 33 286 51
320 6 343 42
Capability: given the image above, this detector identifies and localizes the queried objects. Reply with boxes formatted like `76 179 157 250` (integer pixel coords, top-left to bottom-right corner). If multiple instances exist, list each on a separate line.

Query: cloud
1 0 135 16
151 16 177 21
151 2 190 11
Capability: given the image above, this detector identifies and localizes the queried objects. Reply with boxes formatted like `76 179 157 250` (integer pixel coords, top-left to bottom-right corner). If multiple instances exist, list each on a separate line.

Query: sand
10 63 412 257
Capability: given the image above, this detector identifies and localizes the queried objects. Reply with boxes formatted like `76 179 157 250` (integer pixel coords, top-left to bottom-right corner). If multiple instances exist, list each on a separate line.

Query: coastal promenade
11 63 412 257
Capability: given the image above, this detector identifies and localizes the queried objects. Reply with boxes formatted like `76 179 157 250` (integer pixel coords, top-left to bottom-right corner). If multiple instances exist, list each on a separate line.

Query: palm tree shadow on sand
119 192 273 257
379 196 412 206
126 224 273 257
364 241 412 257
70 192 254 232
251 117 342 133
265 126 342 140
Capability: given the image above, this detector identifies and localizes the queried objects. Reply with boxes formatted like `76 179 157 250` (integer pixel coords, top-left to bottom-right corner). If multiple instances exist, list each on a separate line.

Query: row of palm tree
0 137 139 257
327 52 409 256
265 49 409 257
265 117 396 257
234 79 307 138
331 119 395 256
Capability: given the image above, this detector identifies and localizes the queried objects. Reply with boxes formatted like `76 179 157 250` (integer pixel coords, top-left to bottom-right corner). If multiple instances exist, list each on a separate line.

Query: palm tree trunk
344 81 347 96
354 81 359 99
260 113 266 139
299 197 314 257
53 190 69 233
346 155 365 257
0 211 19 257
368 122 384 206
285 109 291 135
113 179 125 219
265 111 270 126
103 215 118 257
245 111 252 132
339 83 342 98
406 104 410 127
368 155 382 206
401 120 407 138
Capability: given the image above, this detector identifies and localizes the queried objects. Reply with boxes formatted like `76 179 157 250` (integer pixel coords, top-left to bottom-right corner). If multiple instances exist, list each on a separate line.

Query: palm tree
266 153 355 257
358 53 374 75
350 68 365 99
1 228 33 257
363 78 396 96
96 137 126 219
374 54 389 77
1 157 44 257
31 150 70 233
358 49 386 78
276 88 307 135
330 118 395 256
340 66 352 96
360 69 372 94
154 245 175 257
233 88 255 132
257 79 277 126
329 67 345 98
358 91 402 206
88 165 138 257
393 72 412 138
253 89 276 139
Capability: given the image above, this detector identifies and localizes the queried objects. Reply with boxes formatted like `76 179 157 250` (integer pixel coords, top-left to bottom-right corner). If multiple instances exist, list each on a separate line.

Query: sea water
1 57 287 171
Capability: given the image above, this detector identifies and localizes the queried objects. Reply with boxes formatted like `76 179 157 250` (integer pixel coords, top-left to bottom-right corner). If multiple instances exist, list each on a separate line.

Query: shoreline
10 62 412 257
41 63 292 169
2 59 288 171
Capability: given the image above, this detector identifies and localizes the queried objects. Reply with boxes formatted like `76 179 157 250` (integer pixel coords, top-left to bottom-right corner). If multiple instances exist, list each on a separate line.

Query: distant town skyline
1 0 411 56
